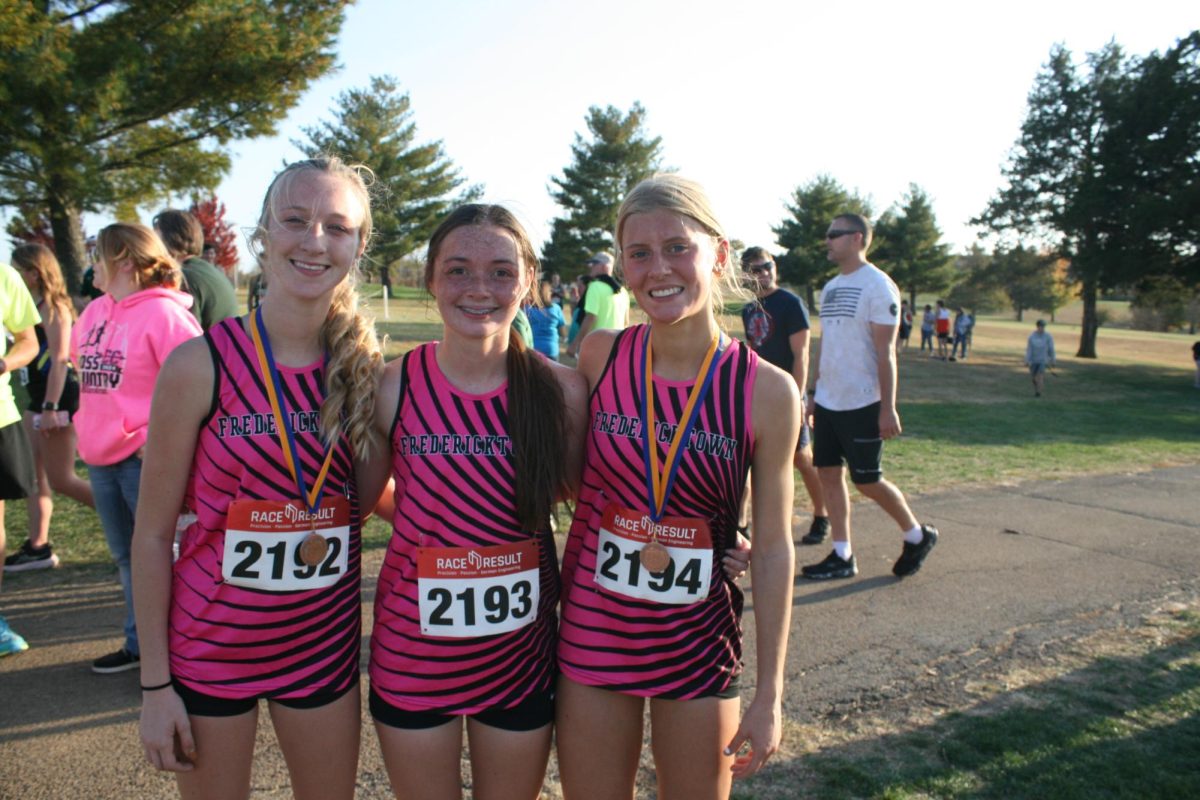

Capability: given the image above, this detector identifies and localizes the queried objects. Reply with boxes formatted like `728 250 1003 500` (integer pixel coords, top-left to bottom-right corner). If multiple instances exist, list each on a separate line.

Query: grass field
3 292 1198 798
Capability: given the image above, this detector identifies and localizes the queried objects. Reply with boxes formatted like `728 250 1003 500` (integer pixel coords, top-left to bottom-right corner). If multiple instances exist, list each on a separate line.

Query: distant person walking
801 213 938 582
950 307 971 360
898 299 913 352
1025 319 1056 397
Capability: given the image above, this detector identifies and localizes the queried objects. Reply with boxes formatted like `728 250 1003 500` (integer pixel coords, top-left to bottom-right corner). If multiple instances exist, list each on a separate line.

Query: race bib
593 504 713 605
222 497 350 591
417 540 540 638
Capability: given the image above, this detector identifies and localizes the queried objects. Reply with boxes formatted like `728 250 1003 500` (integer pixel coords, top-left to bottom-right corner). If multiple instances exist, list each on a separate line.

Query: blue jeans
89 455 142 656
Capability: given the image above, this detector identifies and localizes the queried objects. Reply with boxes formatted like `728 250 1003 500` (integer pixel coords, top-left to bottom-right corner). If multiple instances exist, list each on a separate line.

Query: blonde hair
252 156 383 461
96 223 182 290
615 174 754 317
11 243 74 322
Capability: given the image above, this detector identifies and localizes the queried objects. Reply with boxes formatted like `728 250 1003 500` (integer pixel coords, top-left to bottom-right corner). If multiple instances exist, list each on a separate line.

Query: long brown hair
250 155 383 461
12 243 74 322
425 204 567 532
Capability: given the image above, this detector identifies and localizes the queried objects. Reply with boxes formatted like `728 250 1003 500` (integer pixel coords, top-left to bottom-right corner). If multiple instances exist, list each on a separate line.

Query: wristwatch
42 401 59 411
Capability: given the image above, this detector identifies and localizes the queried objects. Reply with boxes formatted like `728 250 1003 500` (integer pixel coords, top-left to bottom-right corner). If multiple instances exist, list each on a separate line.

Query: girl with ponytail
367 204 587 799
72 223 202 674
132 157 389 799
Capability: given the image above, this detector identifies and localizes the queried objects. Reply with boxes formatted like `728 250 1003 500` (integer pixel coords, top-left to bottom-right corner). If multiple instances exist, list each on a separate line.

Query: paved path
2 465 1198 799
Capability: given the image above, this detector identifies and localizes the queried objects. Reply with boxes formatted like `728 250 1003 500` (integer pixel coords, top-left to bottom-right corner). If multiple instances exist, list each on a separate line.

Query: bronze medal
639 540 671 573
299 532 328 567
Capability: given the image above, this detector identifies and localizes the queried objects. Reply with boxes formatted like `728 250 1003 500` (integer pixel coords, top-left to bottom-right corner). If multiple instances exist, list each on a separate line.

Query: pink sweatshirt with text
70 287 201 465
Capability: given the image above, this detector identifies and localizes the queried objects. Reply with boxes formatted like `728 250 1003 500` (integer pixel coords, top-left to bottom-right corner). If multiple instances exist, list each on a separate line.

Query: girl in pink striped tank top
131 157 390 799
556 176 800 799
368 205 587 799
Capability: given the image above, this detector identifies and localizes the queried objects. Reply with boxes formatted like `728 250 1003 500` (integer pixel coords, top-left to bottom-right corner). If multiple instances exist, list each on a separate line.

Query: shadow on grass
737 627 1200 800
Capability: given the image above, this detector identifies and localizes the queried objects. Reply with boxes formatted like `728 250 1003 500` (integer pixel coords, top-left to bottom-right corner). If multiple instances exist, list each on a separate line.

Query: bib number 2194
593 505 712 605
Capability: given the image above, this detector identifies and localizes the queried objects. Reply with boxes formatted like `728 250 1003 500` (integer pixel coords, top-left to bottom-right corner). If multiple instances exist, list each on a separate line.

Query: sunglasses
825 229 859 240
744 263 773 275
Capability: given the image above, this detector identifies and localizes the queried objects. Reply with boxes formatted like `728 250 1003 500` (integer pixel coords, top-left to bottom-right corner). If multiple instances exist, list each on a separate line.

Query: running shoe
4 539 60 572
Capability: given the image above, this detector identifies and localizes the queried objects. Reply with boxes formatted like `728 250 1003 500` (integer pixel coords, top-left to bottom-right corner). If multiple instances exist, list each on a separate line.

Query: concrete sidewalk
2 465 1198 799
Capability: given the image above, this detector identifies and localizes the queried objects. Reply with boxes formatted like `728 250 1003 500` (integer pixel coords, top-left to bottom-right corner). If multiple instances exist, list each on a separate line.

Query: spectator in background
527 277 567 360
1193 340 1200 388
565 274 592 353
898 299 913 352
567 251 629 357
950 307 971 361
0 260 41 656
246 270 267 312
153 209 238 330
920 303 934 352
6 245 95 574
548 271 566 307
934 299 951 360
201 241 218 264
739 246 829 544
72 223 203 674
1025 319 1056 397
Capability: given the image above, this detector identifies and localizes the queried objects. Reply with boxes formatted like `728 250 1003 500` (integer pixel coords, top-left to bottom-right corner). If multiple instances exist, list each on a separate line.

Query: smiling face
620 209 728 326
260 170 367 303
429 224 531 342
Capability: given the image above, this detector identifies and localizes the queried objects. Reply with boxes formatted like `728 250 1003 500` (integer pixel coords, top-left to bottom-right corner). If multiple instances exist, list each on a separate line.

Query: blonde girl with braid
133 157 389 800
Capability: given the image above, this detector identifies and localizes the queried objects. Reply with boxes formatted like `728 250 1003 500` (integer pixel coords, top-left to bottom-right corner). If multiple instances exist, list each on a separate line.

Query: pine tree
772 175 872 309
542 104 663 278
873 184 955 308
295 76 480 277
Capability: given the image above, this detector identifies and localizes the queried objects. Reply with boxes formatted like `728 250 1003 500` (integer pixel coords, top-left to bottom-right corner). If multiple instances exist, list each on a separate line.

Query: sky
74 0 1200 271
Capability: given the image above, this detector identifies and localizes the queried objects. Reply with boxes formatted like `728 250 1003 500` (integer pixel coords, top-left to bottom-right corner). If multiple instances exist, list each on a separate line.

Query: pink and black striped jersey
559 324 757 699
369 343 558 715
169 317 362 699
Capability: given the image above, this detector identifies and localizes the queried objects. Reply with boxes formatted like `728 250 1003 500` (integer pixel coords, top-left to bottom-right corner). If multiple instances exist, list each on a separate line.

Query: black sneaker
4 539 60 572
800 517 830 545
893 525 939 577
801 550 858 580
92 648 140 674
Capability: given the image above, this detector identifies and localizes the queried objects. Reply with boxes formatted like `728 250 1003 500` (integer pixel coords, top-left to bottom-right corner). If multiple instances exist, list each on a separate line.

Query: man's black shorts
812 402 883 485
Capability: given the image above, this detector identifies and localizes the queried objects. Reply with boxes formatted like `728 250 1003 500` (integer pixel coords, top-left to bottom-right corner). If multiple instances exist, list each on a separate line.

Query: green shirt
181 257 238 331
583 278 630 331
1 263 41 427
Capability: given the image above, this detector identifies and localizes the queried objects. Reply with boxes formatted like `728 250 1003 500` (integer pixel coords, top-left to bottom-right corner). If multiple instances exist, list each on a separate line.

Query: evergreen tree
772 175 872 309
0 1 350 291
873 184 955 308
973 37 1200 357
295 76 480 276
542 103 663 278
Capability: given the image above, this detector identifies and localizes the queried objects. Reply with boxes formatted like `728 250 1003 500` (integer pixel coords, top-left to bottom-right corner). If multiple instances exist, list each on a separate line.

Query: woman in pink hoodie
71 223 202 674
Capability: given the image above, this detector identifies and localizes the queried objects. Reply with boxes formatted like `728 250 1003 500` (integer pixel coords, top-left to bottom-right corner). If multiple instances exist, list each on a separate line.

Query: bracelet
43 401 59 411
140 680 173 692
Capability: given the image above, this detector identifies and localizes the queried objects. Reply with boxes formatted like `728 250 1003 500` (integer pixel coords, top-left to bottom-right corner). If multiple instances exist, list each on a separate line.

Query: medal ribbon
640 328 725 523
250 307 336 515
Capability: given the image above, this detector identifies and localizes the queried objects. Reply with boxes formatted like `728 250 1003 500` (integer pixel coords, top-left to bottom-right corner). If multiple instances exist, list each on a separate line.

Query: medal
299 532 329 567
637 327 725 577
250 307 337 564
639 540 671 573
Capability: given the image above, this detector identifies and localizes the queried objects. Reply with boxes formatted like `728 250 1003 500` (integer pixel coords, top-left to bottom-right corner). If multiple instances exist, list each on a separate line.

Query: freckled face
429 224 531 341
620 209 726 326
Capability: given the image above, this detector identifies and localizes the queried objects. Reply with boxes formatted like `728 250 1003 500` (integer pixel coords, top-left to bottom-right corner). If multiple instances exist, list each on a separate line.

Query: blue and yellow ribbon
249 307 336 514
640 328 725 523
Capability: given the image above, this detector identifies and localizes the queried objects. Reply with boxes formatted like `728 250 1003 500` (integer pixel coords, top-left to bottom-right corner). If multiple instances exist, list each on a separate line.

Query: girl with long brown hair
5 244 94 573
